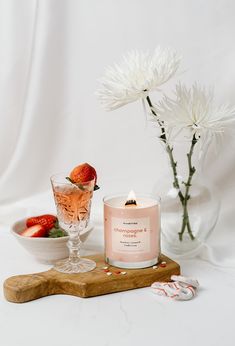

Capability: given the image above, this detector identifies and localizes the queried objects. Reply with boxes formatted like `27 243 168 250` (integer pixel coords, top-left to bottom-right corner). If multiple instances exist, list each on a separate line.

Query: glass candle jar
103 193 161 269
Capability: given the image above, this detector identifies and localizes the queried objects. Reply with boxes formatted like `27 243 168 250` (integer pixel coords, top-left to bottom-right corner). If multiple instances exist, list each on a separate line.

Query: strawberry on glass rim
66 163 99 190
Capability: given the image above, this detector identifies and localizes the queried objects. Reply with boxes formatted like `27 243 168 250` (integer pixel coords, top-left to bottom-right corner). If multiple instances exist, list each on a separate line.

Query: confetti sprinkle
103 266 109 270
106 272 112 276
104 269 110 272
160 262 166 268
121 271 127 275
152 265 158 269
115 271 121 274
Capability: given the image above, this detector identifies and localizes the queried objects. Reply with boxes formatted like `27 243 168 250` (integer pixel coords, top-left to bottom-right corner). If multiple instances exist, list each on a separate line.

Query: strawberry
20 225 47 237
69 163 97 185
26 214 57 231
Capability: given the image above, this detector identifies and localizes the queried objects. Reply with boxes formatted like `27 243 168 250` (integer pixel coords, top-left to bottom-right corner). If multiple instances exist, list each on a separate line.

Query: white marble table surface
1 226 235 346
0 195 235 346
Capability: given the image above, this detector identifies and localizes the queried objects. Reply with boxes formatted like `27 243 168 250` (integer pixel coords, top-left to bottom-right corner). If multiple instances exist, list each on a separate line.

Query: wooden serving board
4 254 180 303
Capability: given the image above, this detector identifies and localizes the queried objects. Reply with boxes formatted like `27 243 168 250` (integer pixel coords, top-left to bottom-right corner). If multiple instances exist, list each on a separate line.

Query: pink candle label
112 217 151 253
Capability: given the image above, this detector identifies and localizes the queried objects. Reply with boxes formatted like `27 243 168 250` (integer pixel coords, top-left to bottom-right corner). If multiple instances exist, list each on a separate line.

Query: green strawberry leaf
54 218 59 229
65 176 85 190
65 176 100 191
76 183 85 191
66 176 75 184
94 185 100 191
48 228 68 238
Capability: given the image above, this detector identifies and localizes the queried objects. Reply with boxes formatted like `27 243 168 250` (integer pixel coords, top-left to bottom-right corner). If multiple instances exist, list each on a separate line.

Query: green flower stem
146 95 166 142
145 95 197 241
165 145 184 204
178 136 197 241
146 95 184 204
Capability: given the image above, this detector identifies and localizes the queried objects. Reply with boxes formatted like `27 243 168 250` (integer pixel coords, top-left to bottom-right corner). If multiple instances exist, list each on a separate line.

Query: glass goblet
50 173 96 273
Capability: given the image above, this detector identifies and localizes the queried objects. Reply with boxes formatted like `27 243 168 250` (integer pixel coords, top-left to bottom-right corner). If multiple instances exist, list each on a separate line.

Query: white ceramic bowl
11 218 94 264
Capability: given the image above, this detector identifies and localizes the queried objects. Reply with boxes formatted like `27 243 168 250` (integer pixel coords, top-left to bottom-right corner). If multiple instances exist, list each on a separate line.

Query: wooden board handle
4 271 53 303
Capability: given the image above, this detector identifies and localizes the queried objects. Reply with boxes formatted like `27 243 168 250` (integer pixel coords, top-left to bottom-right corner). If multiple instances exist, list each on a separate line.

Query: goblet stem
67 222 84 266
54 219 96 273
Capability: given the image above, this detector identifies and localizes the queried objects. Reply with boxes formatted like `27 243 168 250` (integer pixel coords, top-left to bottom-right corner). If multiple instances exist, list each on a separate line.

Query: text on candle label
111 217 151 253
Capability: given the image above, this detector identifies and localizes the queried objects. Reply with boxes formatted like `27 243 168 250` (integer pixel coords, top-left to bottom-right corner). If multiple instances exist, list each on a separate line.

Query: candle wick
125 199 137 206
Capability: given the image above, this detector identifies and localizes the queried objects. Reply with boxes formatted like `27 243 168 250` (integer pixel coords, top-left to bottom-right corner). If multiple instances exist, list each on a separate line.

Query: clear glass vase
153 138 220 259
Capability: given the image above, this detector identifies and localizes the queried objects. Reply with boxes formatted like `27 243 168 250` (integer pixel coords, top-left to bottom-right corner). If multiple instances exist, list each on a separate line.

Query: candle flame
125 190 137 206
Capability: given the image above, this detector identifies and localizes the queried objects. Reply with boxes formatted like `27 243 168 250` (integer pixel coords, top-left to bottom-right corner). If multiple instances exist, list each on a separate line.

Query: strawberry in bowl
12 214 93 264
21 225 47 238
20 214 67 238
26 214 57 232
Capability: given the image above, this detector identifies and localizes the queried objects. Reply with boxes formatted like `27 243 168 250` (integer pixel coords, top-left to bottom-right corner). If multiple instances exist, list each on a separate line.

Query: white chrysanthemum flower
96 47 181 111
154 83 235 138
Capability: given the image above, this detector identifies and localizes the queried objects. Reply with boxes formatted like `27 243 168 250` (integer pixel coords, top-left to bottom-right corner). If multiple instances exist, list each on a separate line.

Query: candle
103 191 161 269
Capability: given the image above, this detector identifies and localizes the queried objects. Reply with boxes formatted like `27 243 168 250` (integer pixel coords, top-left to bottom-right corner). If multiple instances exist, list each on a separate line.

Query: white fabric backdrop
0 0 235 255
0 2 235 346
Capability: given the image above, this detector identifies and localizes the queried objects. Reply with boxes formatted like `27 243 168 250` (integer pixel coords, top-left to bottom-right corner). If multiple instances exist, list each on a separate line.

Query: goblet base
54 258 96 274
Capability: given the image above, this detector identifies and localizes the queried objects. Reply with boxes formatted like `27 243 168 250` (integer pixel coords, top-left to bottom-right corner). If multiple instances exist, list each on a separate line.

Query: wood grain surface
4 253 180 303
